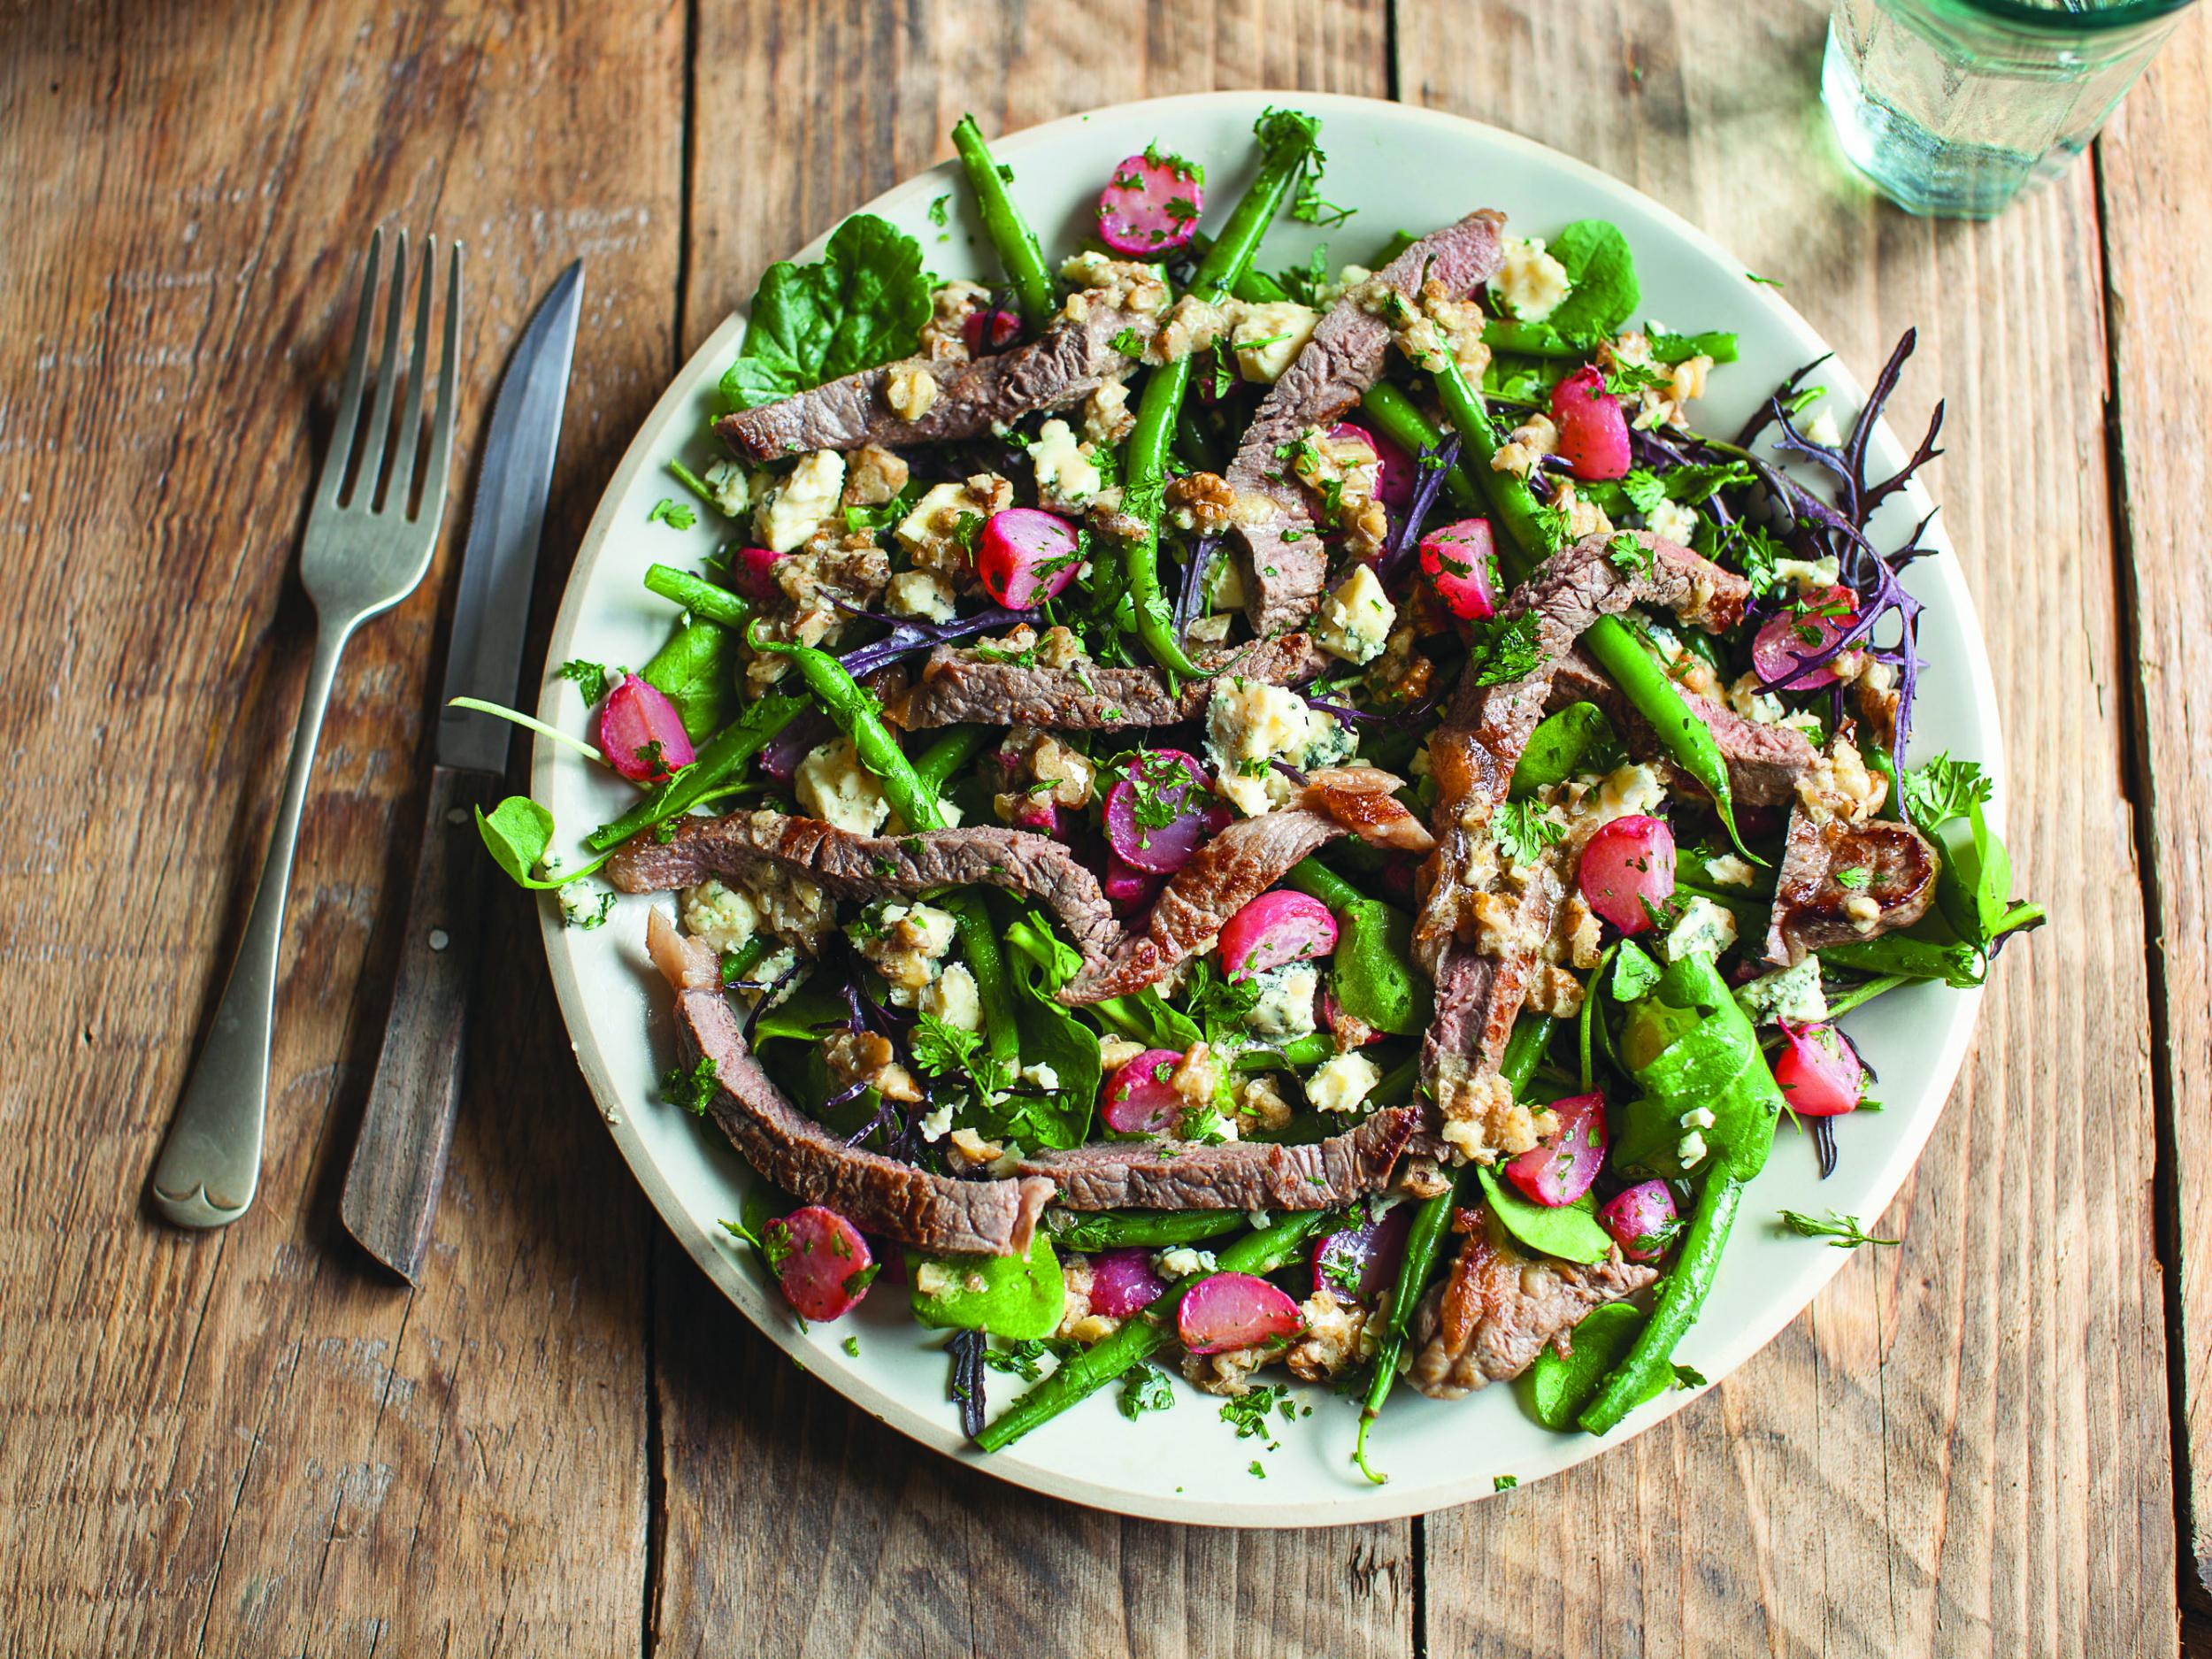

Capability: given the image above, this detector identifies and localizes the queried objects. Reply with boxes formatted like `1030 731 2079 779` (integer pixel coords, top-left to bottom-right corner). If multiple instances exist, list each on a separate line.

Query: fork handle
152 616 356 1228
340 763 501 1279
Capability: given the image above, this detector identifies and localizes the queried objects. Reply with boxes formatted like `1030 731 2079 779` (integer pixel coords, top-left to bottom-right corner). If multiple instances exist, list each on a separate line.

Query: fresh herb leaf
1118 1363 1178 1420
926 192 951 228
1218 1382 1290 1440
1492 799 1564 867
1778 1208 1898 1249
1465 611 1544 687
1672 1363 1708 1389
721 214 933 411
1494 1474 1518 1491
1619 468 1668 517
1545 219 1640 342
556 659 614 706
1603 531 1653 573
1110 326 1146 359
648 497 696 531
661 1056 719 1116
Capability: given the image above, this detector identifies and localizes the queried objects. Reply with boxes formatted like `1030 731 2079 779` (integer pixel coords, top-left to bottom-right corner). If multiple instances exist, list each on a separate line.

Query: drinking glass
1823 0 2197 218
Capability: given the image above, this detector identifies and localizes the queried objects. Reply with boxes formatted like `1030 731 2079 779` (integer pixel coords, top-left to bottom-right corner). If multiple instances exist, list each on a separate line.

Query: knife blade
342 259 584 1281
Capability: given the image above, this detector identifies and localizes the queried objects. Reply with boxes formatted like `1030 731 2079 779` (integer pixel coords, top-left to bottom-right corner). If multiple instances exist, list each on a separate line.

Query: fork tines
321 228 463 525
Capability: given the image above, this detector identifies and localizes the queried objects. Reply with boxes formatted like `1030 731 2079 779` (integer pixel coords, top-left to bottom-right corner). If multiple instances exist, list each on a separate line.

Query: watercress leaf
1545 219 1640 342
721 214 933 411
476 796 554 886
1475 1165 1613 1265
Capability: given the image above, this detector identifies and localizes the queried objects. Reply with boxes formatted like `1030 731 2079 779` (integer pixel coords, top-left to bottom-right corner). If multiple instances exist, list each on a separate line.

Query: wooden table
4 0 2200 1651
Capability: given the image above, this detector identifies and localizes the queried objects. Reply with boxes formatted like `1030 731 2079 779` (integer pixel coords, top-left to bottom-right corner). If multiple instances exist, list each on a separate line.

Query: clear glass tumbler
1824 0 2196 218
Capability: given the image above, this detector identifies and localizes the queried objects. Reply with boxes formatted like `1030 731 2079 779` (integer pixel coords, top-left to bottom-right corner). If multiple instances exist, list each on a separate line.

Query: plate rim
530 88 2000 1527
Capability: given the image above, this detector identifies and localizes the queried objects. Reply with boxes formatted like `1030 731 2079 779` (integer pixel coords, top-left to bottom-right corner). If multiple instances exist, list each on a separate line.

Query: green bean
645 563 750 628
1286 858 1431 1035
950 116 1055 333
1049 1210 1247 1252
1578 1172 1743 1434
952 897 1023 1067
1352 1015 1554 1483
973 1208 1333 1451
1233 268 1291 304
585 694 803 852
1370 1052 1419 1106
1358 382 1481 512
1429 358 1560 564
1232 1032 1335 1071
748 626 942 830
1121 111 1322 676
1480 320 1738 365
912 725 991 795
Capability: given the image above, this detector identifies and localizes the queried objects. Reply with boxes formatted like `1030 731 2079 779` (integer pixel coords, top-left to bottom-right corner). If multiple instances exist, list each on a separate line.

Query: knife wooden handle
342 763 500 1280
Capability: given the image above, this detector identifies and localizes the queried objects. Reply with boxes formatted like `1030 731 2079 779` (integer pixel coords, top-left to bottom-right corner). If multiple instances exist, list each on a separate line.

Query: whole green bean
950 116 1055 333
912 724 991 795
749 626 942 830
1359 381 1480 513
1481 320 1738 365
1352 1015 1554 1483
973 1208 1333 1451
952 897 1022 1068
1121 111 1322 676
1578 1172 1743 1434
645 563 750 628
1429 358 1561 564
1050 1210 1247 1252
585 694 802 852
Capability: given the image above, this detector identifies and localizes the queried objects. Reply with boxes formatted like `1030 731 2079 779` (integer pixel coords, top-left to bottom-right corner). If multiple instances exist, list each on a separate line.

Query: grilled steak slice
1409 1208 1657 1399
1225 211 1508 637
655 918 1053 1256
1548 646 1816 808
1765 812 1939 964
609 810 1121 972
892 634 1332 731
1060 805 1348 1003
715 305 1153 462
1019 1106 1420 1210
1417 534 1750 1151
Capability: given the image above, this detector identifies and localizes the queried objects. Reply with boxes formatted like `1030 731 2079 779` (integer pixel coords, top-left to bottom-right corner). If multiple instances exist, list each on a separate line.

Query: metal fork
153 229 463 1230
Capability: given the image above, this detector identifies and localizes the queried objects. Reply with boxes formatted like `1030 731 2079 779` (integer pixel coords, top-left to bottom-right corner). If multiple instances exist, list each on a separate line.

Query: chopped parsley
1464 611 1544 687
1778 1209 1899 1249
1603 531 1653 573
926 192 950 228
1110 326 1146 359
1248 1460 1268 1479
660 1056 718 1116
1494 1474 1518 1491
556 658 615 705
910 1010 1015 1100
1118 1364 1178 1420
1218 1382 1294 1443
1835 866 1871 890
842 1335 861 1357
1492 799 1564 867
648 496 697 531
1672 1363 1708 1389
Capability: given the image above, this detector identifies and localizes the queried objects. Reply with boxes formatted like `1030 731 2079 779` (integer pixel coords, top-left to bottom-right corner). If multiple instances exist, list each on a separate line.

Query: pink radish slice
1101 853 1162 909
1096 150 1205 257
1217 889 1339 979
728 545 785 602
1753 585 1860 691
1178 1271 1303 1355
1328 420 1414 511
977 508 1082 610
765 1205 876 1321
1418 518 1500 620
961 305 1022 355
1100 1048 1187 1136
1548 365 1632 481
1772 1021 1865 1117
1102 749 1228 874
1578 814 1677 934
598 674 695 783
1598 1181 1680 1263
1310 1202 1416 1302
1087 1248 1170 1317
1503 1091 1609 1208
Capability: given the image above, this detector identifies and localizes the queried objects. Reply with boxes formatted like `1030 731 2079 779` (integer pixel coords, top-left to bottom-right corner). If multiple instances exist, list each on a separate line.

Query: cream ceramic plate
531 91 1998 1525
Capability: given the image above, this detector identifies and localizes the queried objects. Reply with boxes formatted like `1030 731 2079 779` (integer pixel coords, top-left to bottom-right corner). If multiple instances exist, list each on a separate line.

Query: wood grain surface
0 0 2196 1653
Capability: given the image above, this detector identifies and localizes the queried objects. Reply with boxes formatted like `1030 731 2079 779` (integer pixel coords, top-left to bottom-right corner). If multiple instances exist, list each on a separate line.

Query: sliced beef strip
1547 645 1816 808
1018 1106 1420 1210
1225 211 1508 638
1409 1208 1657 1400
715 304 1153 462
891 634 1332 732
670 948 1054 1257
1058 804 1348 1003
609 810 1123 972
1416 534 1750 1138
1765 813 1939 964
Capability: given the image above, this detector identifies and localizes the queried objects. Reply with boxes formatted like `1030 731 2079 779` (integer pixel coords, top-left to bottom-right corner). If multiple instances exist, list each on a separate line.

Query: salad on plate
474 107 2042 1480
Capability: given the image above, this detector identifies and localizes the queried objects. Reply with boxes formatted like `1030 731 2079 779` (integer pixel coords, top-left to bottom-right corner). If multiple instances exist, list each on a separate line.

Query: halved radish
1599 1180 1680 1263
1549 365 1632 480
1100 1048 1186 1136
1096 148 1205 257
1217 889 1338 979
1418 518 1500 620
961 304 1022 355
598 674 695 783
1578 814 1677 933
1310 1202 1416 1302
1753 585 1860 690
1103 749 1229 874
1101 854 1163 909
977 508 1082 610
728 545 785 602
1773 1021 1865 1116
1087 1248 1170 1317
1177 1271 1302 1355
1502 1091 1608 1208
765 1205 876 1321
1330 420 1415 511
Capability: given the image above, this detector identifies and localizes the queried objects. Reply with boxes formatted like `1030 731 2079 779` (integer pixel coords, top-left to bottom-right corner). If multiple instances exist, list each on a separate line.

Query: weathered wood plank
654 4 1411 1655
2096 4 2212 1604
1394 3 2175 1655
0 2 681 1651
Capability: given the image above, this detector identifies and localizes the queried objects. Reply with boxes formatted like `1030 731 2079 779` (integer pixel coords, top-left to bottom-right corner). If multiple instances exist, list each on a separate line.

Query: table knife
341 259 583 1280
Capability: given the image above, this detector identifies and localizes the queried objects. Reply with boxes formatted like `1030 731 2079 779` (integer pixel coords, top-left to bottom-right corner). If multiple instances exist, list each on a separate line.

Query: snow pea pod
950 115 1055 333
972 1208 1334 1451
1285 858 1431 1035
1122 110 1322 677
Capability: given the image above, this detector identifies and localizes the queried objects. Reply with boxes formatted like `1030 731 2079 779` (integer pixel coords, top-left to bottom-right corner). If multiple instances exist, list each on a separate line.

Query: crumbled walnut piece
843 442 909 507
1166 471 1236 534
1149 295 1230 364
1524 963 1586 1019
1083 378 1137 445
1438 1071 1550 1164
1286 1287 1373 1381
947 1126 1004 1169
885 363 939 421
824 1030 922 1103
1233 1074 1294 1132
1180 1343 1279 1396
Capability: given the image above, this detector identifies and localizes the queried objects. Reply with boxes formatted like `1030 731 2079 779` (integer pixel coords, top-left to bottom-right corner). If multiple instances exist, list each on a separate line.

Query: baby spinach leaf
1523 1301 1660 1430
474 797 617 890
641 618 735 741
1476 1165 1613 1265
910 1230 1066 1340
722 214 933 411
987 937 1102 1151
1613 955 1785 1183
1509 702 1624 799
1545 219 1640 343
